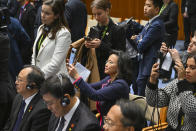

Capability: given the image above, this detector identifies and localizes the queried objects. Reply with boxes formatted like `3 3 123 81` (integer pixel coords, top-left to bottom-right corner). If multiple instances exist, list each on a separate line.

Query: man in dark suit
16 0 35 64
3 65 51 131
41 74 101 131
181 0 196 50
64 0 87 42
132 0 165 96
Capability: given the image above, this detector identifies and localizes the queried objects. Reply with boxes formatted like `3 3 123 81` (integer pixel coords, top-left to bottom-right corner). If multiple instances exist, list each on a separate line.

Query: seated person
3 65 51 131
146 54 196 130
103 99 145 131
41 74 101 131
67 50 133 127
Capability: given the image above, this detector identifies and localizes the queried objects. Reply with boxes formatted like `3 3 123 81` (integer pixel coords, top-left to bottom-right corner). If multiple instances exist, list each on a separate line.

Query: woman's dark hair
187 54 196 64
43 0 69 39
41 74 75 98
150 0 163 10
116 99 145 131
110 50 133 85
91 0 111 10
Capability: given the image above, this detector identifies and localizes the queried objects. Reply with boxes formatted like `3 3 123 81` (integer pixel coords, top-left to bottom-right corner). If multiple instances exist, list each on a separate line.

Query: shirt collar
24 93 37 112
63 97 80 128
149 15 159 24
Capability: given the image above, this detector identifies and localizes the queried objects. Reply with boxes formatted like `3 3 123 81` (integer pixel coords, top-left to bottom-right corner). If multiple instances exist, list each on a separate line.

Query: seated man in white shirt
41 74 101 131
4 65 51 131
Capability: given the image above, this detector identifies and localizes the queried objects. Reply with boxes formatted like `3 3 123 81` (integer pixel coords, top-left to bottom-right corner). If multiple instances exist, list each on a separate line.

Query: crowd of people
0 0 196 130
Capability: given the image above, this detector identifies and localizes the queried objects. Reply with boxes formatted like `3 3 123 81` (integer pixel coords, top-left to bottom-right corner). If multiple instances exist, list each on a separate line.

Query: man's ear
155 7 160 15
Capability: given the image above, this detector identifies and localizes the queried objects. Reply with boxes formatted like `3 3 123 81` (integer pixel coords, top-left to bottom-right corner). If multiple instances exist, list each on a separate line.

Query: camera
0 7 10 28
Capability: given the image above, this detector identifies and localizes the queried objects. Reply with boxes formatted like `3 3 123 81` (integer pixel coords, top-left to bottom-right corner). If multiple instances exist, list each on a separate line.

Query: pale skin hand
168 49 181 62
174 60 185 80
149 63 160 84
130 35 138 40
84 38 101 48
183 12 188 18
160 42 168 56
67 63 80 80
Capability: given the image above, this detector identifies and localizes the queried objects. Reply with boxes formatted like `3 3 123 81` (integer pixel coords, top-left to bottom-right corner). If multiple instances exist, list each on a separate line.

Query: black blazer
3 93 51 131
159 0 178 35
48 102 101 131
17 3 36 40
181 0 196 16
64 0 87 42
90 18 126 79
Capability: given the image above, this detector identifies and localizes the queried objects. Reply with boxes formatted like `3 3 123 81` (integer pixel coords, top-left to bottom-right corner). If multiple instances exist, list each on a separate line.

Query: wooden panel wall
82 0 184 40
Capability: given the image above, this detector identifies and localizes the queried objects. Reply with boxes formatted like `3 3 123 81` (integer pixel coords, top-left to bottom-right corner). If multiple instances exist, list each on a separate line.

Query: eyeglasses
104 116 115 127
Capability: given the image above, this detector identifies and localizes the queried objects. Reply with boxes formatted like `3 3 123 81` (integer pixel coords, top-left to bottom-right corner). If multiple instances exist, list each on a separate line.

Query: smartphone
84 36 92 41
69 48 77 64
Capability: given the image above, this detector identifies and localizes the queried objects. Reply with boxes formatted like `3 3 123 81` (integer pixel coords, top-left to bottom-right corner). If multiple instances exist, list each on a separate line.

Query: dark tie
57 117 65 131
13 100 26 131
19 7 24 21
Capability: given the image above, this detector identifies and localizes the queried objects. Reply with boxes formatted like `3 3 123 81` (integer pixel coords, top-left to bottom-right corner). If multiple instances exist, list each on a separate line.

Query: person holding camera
85 0 126 79
32 0 71 79
146 53 196 130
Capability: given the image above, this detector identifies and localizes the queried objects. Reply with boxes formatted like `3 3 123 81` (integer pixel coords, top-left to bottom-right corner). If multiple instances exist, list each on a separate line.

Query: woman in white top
32 0 71 79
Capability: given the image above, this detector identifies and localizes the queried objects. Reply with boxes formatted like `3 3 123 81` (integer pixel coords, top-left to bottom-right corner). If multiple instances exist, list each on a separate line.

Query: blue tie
57 117 65 131
13 100 26 131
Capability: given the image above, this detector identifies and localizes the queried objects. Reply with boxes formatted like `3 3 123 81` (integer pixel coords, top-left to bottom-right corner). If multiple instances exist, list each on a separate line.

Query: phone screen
69 48 77 64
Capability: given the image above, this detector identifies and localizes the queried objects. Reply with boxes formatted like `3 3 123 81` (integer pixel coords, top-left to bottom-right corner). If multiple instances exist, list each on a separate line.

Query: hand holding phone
69 48 77 64
84 36 92 41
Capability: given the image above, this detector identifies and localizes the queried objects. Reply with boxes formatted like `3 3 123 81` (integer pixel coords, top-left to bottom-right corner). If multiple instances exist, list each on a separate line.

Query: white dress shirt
55 97 80 131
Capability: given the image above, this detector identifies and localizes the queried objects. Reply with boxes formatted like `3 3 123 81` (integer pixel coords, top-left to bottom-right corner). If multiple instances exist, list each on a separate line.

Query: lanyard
159 4 167 15
38 34 45 51
101 26 108 40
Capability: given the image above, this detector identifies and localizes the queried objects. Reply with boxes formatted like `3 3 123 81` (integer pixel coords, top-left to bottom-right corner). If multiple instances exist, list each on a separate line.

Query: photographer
84 0 126 79
146 53 196 130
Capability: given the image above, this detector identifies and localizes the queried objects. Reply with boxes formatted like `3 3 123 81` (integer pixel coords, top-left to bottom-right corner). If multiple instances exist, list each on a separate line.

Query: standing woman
159 0 178 49
85 0 126 79
159 0 178 83
32 0 71 79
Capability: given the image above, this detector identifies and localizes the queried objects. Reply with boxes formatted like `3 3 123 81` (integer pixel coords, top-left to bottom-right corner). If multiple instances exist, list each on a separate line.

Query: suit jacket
92 18 126 79
160 0 178 35
136 16 165 76
32 25 72 79
0 28 10 104
181 0 196 16
3 93 51 131
17 3 36 40
73 76 130 120
8 17 31 81
48 102 101 131
65 0 87 42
